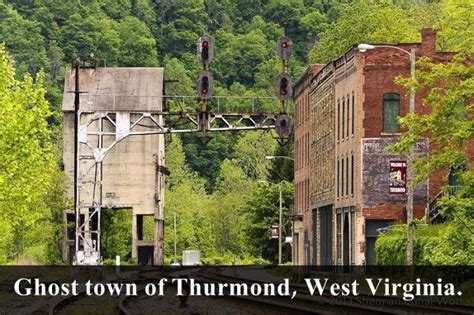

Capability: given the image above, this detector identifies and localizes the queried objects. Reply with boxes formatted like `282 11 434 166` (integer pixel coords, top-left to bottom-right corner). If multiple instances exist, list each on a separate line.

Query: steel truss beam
74 109 283 265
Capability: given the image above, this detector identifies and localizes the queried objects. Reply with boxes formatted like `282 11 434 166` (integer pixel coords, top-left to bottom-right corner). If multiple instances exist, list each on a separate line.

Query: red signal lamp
202 41 209 48
281 42 288 48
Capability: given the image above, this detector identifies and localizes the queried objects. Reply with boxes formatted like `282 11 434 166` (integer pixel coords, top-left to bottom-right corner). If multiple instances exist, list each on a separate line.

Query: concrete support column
154 218 164 265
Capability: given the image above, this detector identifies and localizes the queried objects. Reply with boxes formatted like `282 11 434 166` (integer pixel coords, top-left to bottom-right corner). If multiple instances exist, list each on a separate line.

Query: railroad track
49 270 151 314
193 269 387 315
46 267 474 314
192 268 474 315
120 268 389 314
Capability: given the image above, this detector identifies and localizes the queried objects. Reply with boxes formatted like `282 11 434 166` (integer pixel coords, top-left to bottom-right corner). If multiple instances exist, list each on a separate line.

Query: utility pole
73 58 80 257
265 156 296 265
406 48 416 266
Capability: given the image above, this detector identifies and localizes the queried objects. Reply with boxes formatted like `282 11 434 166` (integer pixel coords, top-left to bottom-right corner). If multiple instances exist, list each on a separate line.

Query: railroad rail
46 268 474 314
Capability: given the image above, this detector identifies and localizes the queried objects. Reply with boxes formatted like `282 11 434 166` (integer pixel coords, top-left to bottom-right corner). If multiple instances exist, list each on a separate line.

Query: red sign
389 160 407 194
271 224 279 239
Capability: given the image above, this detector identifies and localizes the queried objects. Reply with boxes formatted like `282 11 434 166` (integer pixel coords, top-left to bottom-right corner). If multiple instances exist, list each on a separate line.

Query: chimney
421 28 436 54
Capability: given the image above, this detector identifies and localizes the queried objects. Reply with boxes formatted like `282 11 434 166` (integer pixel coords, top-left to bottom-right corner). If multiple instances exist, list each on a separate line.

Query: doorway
319 205 333 265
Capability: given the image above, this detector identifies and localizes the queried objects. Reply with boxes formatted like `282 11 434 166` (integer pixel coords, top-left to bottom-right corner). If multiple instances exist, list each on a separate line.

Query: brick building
293 28 452 265
293 64 323 265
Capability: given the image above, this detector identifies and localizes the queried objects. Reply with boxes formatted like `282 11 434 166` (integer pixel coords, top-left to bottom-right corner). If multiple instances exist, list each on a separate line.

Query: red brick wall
360 29 455 219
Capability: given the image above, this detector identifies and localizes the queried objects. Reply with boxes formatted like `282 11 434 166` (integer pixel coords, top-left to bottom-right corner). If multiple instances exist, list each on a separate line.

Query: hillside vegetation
0 0 471 264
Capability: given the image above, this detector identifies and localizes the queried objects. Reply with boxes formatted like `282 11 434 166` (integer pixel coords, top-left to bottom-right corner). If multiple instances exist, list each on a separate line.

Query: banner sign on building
389 160 407 194
271 224 279 239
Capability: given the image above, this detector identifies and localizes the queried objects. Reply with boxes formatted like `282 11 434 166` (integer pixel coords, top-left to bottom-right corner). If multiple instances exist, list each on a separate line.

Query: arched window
383 93 400 133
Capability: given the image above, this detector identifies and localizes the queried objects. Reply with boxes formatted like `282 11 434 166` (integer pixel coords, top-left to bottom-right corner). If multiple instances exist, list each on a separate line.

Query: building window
297 100 300 127
304 94 306 118
306 93 309 122
350 208 356 265
346 156 349 196
337 99 340 140
336 211 342 264
342 98 345 141
337 159 340 197
306 133 309 166
346 95 350 138
351 154 354 195
383 93 400 133
341 158 344 197
352 92 355 135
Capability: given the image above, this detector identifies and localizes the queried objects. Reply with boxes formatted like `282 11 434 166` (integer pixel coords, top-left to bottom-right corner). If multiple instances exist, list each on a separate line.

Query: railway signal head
275 73 292 100
197 35 214 65
275 113 293 139
197 71 213 99
276 36 293 60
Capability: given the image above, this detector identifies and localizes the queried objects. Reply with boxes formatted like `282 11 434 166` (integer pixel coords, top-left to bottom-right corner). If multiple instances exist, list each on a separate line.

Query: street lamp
358 43 416 265
265 155 295 161
259 179 284 265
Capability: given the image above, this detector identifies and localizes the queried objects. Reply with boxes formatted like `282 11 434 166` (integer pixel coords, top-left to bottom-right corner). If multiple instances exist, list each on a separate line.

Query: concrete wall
62 67 165 264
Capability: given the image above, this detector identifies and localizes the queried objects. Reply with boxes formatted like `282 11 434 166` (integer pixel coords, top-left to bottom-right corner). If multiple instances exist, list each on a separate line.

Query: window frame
382 93 401 133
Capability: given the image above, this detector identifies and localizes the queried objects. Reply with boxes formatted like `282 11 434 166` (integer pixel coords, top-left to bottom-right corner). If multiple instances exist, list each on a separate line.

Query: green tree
157 0 208 58
0 45 61 263
243 181 293 263
231 131 277 180
181 132 238 191
309 0 419 63
228 0 265 32
162 56 195 111
99 0 133 19
380 1 473 266
204 0 233 33
264 0 306 58
210 159 253 255
132 0 158 34
391 56 473 186
101 209 133 261
213 28 272 87
268 142 294 183
299 10 329 49
117 16 158 66
0 3 49 75
436 0 474 54
164 135 215 260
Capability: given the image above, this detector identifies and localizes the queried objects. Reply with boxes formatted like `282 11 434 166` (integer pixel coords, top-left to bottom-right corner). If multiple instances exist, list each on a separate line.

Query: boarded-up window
383 93 400 133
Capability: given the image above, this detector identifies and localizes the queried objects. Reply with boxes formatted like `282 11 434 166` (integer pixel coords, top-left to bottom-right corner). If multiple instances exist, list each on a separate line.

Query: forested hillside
0 0 471 264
